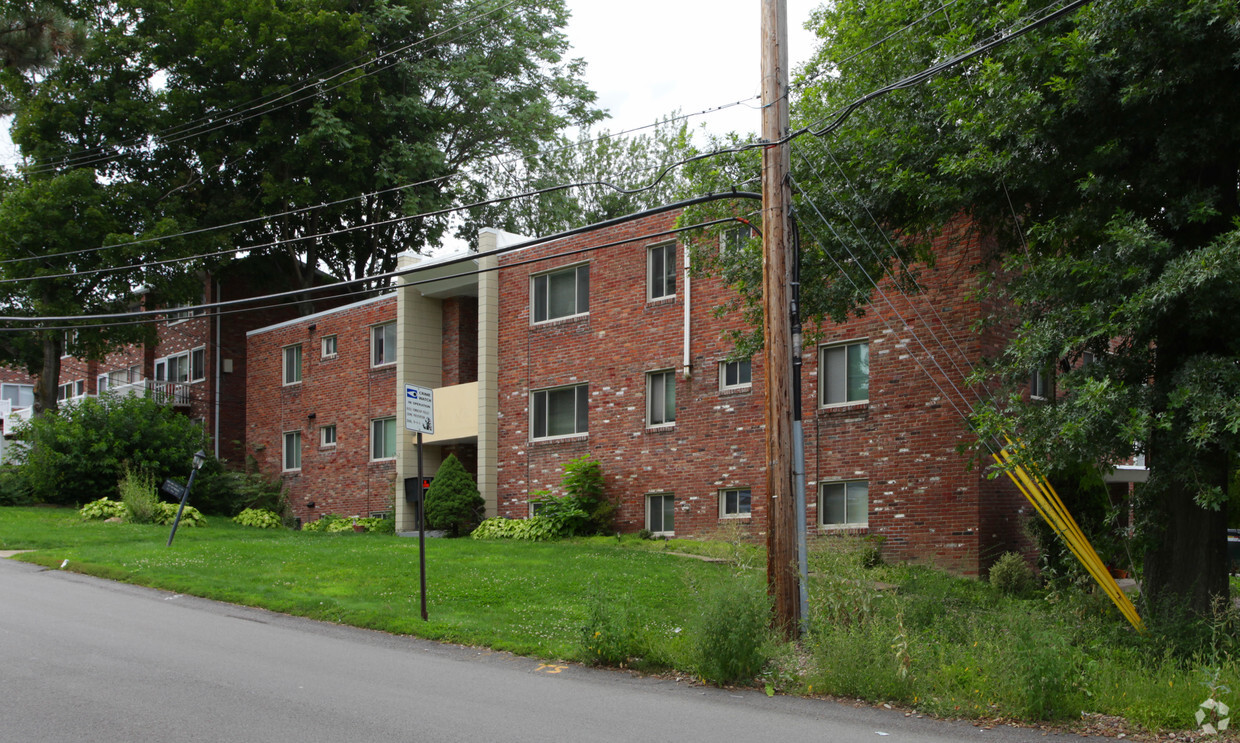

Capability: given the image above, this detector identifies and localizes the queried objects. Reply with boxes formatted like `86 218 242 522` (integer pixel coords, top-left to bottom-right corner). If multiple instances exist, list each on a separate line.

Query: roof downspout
213 278 221 459
682 242 691 378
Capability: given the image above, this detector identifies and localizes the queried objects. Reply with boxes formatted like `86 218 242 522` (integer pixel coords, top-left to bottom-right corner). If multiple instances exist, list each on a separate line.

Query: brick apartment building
486 211 1029 575
1 255 341 466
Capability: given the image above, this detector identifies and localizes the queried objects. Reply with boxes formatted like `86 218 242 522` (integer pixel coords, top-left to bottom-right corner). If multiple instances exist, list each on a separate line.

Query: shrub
232 508 284 529
355 515 395 533
423 454 484 536
530 492 590 538
193 467 288 516
471 516 560 541
119 468 159 524
79 497 126 520
685 577 773 686
989 551 1036 597
16 393 210 506
302 513 349 533
561 455 614 534
579 589 642 666
153 501 206 527
0 466 33 506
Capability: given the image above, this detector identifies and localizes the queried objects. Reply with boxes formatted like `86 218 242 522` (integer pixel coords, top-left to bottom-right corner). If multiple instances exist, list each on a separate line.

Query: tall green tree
9 0 600 298
753 0 1239 618
458 118 693 240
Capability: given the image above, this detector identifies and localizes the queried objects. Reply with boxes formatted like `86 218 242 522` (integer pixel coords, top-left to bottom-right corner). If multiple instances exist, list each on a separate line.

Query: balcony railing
1 379 193 435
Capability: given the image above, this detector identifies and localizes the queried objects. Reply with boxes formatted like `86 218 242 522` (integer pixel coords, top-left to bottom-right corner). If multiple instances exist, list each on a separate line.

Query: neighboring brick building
1 255 343 467
487 211 1029 576
247 251 484 527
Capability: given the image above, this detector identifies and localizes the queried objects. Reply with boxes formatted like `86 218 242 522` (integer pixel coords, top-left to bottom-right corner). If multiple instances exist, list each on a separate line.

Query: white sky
564 0 823 138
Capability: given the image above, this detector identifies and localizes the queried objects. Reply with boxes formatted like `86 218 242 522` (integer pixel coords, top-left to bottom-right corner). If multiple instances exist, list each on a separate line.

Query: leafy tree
423 453 483 536
9 0 600 303
730 0 1240 618
0 1 85 113
458 118 693 240
15 391 209 505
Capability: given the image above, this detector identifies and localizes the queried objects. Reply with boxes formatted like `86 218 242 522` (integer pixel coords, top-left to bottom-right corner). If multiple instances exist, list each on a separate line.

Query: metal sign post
405 385 434 621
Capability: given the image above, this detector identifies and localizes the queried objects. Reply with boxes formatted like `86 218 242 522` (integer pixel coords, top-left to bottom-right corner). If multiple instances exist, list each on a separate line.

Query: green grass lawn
3 505 1237 737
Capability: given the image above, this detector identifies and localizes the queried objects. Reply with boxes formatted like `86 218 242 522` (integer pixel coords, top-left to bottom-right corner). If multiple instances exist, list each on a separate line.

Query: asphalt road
0 557 1106 743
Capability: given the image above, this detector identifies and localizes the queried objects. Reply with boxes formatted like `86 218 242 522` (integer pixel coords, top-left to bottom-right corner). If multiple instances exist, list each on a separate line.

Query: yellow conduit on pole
993 440 1145 633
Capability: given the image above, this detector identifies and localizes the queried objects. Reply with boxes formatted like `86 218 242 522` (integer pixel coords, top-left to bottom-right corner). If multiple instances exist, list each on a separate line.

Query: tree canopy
689 0 1240 617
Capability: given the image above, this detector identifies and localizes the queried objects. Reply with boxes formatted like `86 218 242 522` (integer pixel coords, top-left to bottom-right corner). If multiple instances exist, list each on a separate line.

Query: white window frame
819 340 870 407
321 335 338 359
530 383 588 440
191 347 206 382
1 383 32 409
282 344 302 386
719 359 752 391
320 424 337 447
282 430 302 471
371 323 396 367
1031 367 1051 401
647 369 676 427
156 347 206 384
646 493 674 536
371 417 396 461
647 242 676 301
819 480 868 528
720 225 752 255
97 373 109 394
531 263 589 324
719 488 752 519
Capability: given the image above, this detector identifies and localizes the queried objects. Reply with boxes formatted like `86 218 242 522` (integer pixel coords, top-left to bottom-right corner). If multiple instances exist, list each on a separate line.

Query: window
820 341 869 406
371 323 396 367
721 225 752 255
720 359 752 391
647 493 674 535
719 488 751 518
167 289 206 323
532 264 589 323
648 243 676 300
531 384 588 440
191 348 206 382
57 381 84 401
61 330 78 357
820 480 868 527
647 370 675 426
321 335 338 359
156 350 198 384
320 424 336 447
97 374 109 394
2 383 33 409
282 345 302 385
283 431 302 471
1031 367 1052 400
371 417 396 460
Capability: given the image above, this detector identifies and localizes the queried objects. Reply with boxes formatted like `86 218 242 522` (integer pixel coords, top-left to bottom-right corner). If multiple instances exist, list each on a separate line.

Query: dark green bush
0 466 34 505
192 467 287 516
530 491 591 537
424 454 483 536
16 393 209 506
989 551 1037 597
561 455 614 534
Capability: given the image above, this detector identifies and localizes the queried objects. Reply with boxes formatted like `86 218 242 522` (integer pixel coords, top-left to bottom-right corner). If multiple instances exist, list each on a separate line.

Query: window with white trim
719 488 751 518
191 348 206 382
97 373 109 394
721 225 752 255
155 348 206 384
820 480 868 527
646 493 674 535
57 380 85 401
282 345 302 385
531 384 588 440
320 424 337 447
1 383 33 409
1030 367 1052 400
532 264 589 323
720 359 751 391
371 417 396 460
321 335 338 359
820 341 869 406
283 431 302 471
647 370 675 426
648 243 676 300
371 323 396 367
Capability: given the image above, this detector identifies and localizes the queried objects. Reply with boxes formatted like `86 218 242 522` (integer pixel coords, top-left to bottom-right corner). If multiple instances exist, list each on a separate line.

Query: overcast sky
564 0 824 138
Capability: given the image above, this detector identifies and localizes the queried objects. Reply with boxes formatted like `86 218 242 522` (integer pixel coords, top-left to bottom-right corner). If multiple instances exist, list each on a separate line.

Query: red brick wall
246 295 399 524
494 211 1028 576
441 297 478 386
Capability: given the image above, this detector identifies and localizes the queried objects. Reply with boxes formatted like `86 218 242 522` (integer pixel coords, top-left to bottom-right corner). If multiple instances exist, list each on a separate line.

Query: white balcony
0 379 193 436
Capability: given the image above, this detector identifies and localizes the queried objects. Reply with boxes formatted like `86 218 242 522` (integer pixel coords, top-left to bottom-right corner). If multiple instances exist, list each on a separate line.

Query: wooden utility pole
761 0 800 638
